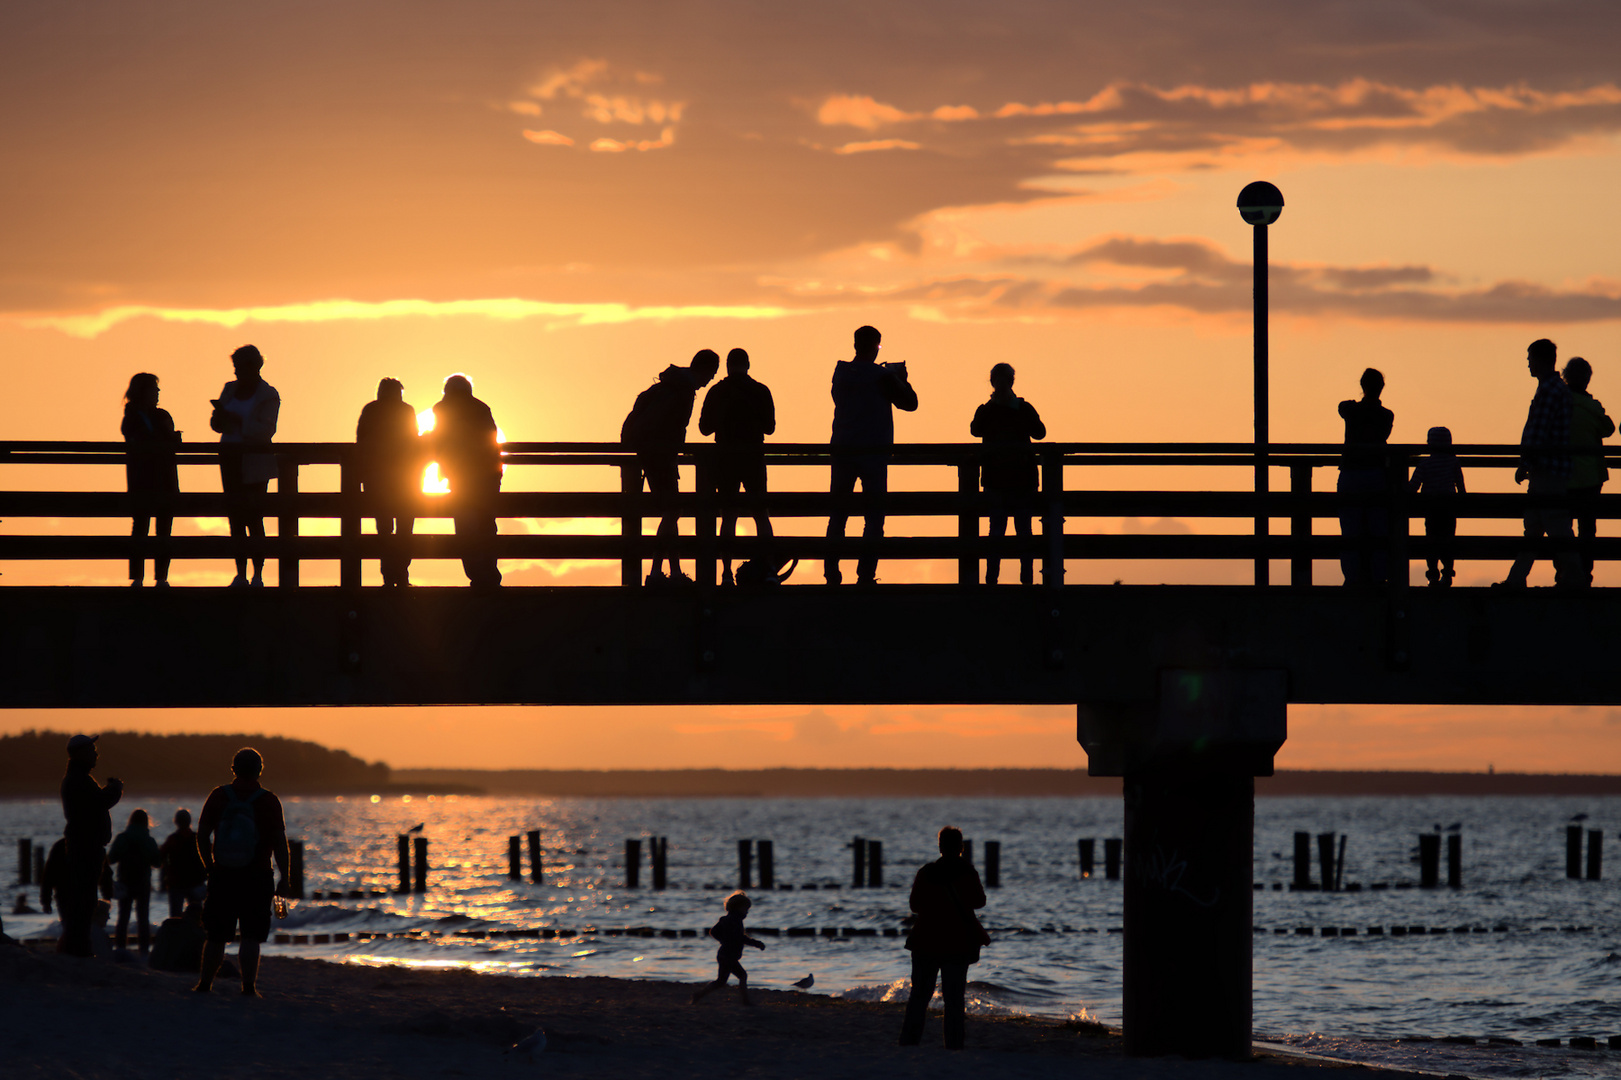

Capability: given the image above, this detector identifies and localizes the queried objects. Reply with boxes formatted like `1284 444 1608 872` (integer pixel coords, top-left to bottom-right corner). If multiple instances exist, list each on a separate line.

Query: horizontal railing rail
0 440 1613 589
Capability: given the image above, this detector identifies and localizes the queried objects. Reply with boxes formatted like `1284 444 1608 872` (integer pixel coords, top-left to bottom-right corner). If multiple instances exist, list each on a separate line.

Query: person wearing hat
59 734 123 956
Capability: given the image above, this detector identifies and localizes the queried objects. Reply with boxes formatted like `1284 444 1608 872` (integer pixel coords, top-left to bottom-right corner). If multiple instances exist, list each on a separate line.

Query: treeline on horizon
391 767 1621 798
0 730 390 795
4 732 1620 797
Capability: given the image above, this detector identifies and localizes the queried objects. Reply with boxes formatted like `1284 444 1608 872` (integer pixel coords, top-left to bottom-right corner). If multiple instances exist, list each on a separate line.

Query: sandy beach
1 941 1427 1080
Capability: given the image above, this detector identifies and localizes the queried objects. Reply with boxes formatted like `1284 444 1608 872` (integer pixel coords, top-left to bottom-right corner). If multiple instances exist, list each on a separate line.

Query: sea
5 793 1620 1078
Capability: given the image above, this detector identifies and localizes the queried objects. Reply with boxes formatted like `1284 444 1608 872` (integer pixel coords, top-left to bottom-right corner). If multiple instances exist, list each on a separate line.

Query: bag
937 861 991 949
734 557 796 588
214 787 263 869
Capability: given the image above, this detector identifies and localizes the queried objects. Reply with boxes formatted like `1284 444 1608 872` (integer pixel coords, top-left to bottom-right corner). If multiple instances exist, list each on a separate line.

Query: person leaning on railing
971 363 1046 586
356 378 421 588
426 373 503 590
1562 356 1613 588
121 372 180 587
210 344 280 588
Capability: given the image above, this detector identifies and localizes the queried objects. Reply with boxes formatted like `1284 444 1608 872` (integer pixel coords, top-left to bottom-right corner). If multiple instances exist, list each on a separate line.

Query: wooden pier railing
1 440 1615 588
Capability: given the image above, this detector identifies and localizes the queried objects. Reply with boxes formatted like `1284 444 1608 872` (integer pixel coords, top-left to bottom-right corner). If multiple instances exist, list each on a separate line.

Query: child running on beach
691 891 764 1006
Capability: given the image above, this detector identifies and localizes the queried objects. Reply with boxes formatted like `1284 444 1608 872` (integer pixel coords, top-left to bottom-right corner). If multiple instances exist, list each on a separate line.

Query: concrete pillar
1079 667 1285 1060
1123 769 1254 1058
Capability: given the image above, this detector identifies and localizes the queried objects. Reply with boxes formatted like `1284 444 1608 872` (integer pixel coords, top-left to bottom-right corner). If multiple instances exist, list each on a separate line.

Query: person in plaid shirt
1496 338 1576 587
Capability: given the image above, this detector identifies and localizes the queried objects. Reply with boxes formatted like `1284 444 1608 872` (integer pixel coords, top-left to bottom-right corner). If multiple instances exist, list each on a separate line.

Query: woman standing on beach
899 825 988 1050
210 345 280 587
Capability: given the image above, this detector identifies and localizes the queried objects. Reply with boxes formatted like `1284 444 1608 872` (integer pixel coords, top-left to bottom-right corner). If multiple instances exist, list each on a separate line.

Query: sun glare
414 408 505 493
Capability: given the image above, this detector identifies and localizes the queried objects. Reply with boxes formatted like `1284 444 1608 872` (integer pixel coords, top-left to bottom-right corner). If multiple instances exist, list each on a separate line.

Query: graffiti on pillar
1140 845 1220 908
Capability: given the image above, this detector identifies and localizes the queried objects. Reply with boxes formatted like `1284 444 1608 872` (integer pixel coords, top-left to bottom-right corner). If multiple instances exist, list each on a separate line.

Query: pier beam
1079 668 1286 1060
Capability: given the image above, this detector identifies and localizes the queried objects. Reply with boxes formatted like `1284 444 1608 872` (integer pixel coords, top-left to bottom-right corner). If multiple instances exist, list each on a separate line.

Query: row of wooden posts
1291 828 1607 891
11 837 309 897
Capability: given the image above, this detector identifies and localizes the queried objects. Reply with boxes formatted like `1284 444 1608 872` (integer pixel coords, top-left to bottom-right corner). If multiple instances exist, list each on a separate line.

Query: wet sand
2 941 1418 1080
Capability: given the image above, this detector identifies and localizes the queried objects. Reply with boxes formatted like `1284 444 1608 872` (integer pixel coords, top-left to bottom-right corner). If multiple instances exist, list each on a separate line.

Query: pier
4 437 1619 1058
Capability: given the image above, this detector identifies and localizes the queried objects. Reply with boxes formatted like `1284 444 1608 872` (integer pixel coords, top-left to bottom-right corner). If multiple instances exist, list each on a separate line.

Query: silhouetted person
699 348 777 585
689 890 764 1006
357 378 421 587
1409 427 1466 587
194 747 289 997
210 344 280 587
1498 339 1577 588
622 349 721 585
159 807 207 920
426 374 503 589
58 733 122 957
40 837 66 915
1337 368 1394 586
899 826 987 1050
826 326 918 585
1563 357 1612 587
121 372 180 587
109 808 160 955
971 363 1047 585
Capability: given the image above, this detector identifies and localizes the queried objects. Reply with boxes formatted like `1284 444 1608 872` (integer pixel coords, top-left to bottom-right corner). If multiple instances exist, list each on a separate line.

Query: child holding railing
1409 426 1467 587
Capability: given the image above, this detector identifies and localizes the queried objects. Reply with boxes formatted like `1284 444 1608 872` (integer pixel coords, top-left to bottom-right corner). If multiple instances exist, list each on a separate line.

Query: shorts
203 866 274 944
715 951 747 983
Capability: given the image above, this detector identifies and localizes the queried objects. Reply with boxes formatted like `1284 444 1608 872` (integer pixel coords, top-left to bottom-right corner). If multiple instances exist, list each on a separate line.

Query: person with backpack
698 348 777 586
899 825 987 1050
621 349 720 585
108 808 161 956
193 747 289 997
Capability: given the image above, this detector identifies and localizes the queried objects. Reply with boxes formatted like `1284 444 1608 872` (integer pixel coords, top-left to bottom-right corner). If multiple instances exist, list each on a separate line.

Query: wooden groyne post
1588 829 1603 881
17 838 30 886
757 840 774 889
396 835 410 894
1447 833 1462 888
1418 833 1440 888
1104 838 1121 880
867 840 883 887
625 839 641 888
289 840 305 898
528 830 543 885
984 841 1001 888
1316 832 1336 892
851 836 866 887
737 839 752 889
1293 831 1312 888
1567 825 1583 878
508 836 522 880
652 837 667 890
413 837 428 893
1078 838 1094 878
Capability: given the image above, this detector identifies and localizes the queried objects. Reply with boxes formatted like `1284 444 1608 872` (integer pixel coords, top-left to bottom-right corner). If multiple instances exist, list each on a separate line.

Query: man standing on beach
194 747 289 997
899 826 987 1050
825 325 918 586
59 733 122 957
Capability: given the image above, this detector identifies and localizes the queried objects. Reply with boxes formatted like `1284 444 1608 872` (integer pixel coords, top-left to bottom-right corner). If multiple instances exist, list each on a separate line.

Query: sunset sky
4 1 1621 772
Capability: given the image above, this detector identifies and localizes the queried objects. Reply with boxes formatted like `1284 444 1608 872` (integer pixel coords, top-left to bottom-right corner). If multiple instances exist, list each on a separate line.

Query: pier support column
1079 668 1286 1060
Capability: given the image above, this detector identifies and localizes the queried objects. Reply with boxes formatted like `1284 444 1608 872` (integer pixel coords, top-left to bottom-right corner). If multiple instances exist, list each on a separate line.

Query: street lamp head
1237 181 1284 226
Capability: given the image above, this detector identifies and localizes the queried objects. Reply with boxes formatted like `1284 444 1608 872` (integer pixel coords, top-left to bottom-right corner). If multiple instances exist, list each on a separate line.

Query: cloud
834 139 921 155
14 297 796 339
816 94 919 130
522 129 574 146
589 126 675 152
767 236 1621 325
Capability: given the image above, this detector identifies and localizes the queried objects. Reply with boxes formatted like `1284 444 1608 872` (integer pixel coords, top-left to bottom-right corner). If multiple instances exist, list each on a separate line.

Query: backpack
734 556 796 588
215 787 263 869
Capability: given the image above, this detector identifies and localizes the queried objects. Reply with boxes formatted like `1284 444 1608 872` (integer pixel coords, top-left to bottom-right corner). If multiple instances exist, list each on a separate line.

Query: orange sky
4 2 1621 771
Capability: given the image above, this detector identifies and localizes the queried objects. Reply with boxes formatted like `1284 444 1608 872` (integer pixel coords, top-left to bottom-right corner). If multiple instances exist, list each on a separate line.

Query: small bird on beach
792 974 814 989
407 822 425 833
507 1028 547 1058
1445 823 1461 832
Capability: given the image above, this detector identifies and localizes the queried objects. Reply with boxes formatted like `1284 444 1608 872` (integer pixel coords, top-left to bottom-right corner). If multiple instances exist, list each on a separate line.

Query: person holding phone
210 345 280 587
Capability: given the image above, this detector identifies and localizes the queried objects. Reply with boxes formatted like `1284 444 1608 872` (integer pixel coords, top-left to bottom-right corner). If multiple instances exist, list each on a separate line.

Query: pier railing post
958 459 978 587
620 461 642 587
340 447 361 590
277 457 300 588
695 448 717 588
1041 451 1064 589
1289 464 1311 587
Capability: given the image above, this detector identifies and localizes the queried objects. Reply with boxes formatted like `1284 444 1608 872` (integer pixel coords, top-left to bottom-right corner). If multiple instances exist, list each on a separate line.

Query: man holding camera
825 325 919 586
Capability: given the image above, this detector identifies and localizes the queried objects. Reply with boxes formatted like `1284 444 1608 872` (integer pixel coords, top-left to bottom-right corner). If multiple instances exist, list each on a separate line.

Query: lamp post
1237 182 1283 586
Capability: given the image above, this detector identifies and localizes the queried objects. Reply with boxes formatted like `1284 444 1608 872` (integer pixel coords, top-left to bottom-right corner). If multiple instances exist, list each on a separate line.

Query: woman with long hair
121 372 180 586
